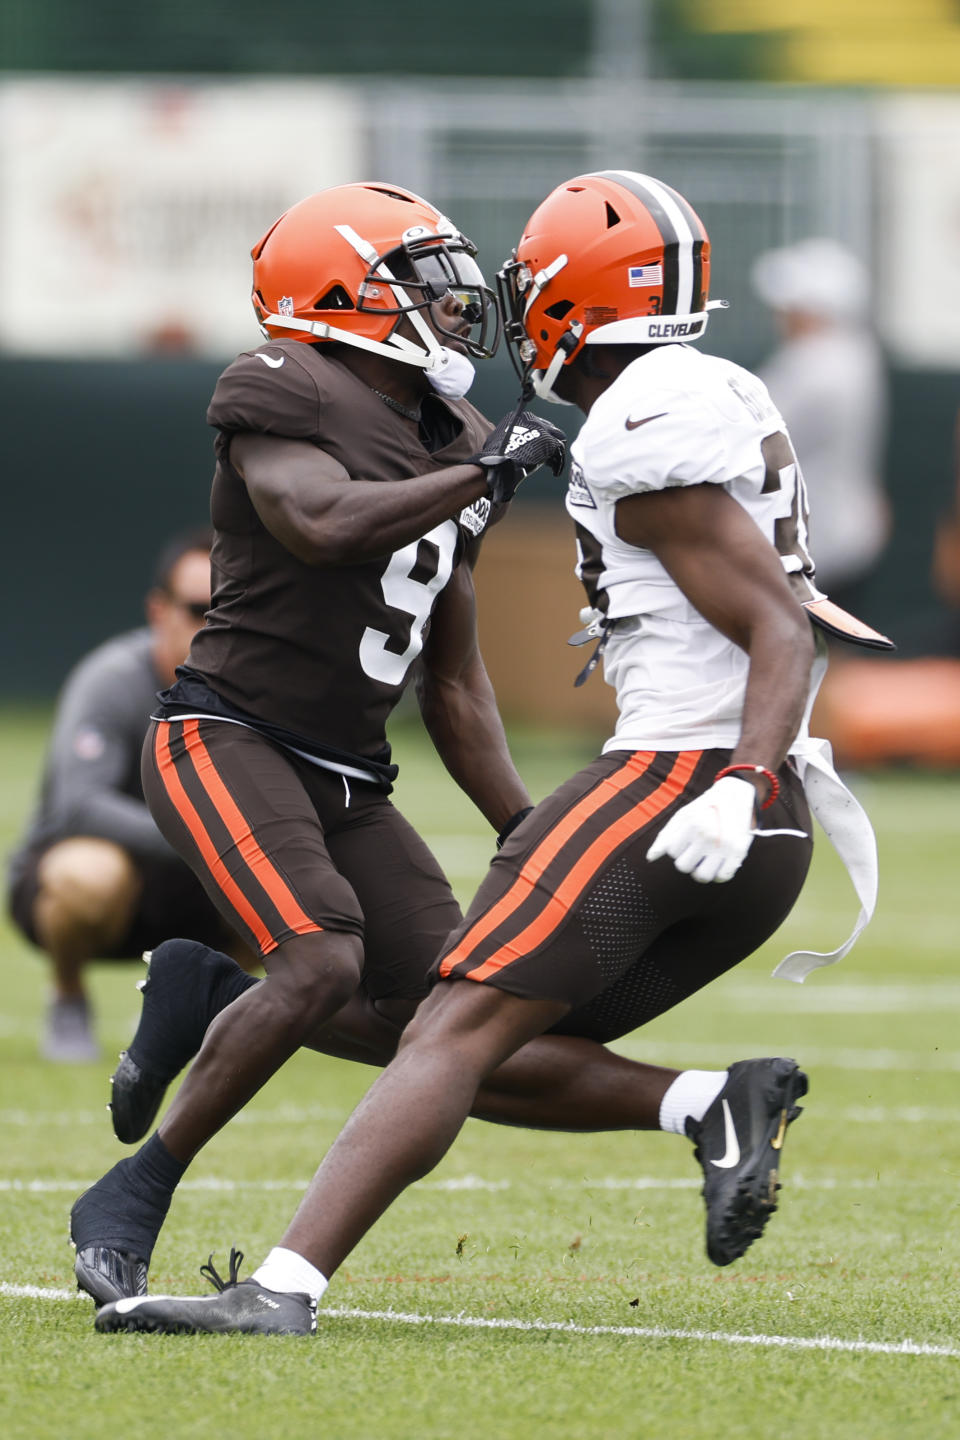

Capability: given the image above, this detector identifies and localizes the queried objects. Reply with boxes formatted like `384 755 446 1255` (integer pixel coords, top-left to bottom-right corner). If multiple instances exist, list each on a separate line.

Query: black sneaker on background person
686 1057 808 1267
93 1249 317 1336
109 939 257 1144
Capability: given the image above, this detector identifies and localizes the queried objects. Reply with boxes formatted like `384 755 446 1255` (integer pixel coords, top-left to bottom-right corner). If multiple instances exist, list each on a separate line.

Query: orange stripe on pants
439 751 657 977
445 751 701 983
179 718 319 940
154 722 277 954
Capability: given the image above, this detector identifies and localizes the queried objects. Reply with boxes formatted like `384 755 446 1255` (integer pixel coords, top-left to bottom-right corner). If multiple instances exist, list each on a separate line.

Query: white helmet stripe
334 221 446 365
591 169 704 317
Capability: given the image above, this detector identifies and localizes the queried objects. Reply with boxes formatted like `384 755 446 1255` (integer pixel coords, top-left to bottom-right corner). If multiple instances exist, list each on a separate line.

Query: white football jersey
567 343 821 753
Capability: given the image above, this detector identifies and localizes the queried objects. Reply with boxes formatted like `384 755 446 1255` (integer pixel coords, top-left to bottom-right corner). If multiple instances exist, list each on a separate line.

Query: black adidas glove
470 409 567 504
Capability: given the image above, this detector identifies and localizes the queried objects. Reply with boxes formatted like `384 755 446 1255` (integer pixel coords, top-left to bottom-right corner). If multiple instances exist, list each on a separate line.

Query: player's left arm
617 481 814 780
416 558 532 838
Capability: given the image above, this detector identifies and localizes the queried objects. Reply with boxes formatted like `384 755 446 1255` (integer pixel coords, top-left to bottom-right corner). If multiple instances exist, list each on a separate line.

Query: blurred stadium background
2 0 960 734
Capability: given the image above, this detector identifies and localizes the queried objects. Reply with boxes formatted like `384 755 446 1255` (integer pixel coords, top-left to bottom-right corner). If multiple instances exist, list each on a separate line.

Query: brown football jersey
168 340 494 779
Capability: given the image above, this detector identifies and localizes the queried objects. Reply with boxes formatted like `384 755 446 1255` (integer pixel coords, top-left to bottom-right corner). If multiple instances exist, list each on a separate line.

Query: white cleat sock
659 1069 728 1135
252 1246 328 1302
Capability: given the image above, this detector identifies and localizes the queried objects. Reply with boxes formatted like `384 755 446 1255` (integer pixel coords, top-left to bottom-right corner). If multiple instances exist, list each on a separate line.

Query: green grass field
1 705 958 1439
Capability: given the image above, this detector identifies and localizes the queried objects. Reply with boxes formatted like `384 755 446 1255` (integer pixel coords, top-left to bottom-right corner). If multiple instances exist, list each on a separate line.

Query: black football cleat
109 940 256 1145
94 1249 316 1336
686 1057 808 1267
74 1244 148 1308
70 1151 175 1303
109 1051 169 1147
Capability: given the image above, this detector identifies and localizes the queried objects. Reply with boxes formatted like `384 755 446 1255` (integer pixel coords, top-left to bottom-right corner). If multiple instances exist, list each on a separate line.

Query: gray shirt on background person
8 628 178 892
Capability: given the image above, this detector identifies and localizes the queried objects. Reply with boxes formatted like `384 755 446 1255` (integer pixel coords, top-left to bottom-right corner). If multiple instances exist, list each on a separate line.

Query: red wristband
714 763 780 811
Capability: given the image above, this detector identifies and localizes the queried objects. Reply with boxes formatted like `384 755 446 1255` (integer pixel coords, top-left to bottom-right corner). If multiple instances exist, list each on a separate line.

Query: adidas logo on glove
469 406 566 505
505 425 540 454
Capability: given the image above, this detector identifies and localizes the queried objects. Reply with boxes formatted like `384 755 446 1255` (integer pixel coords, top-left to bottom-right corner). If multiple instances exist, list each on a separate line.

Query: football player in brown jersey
72 183 732 1312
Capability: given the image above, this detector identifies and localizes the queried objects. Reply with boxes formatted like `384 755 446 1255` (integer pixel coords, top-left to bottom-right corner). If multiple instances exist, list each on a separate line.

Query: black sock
210 958 260 1015
70 1134 187 1262
128 938 259 1079
136 1130 188 1195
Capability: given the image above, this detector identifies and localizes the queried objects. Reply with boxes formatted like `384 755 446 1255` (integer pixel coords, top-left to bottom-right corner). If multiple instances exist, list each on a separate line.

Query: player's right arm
214 349 563 567
229 432 488 567
415 554 532 836
621 482 814 884
616 480 815 780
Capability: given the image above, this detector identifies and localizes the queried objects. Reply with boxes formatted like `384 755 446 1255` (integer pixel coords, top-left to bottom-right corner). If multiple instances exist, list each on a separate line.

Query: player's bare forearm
418 565 530 829
417 661 531 832
231 432 488 565
729 609 814 774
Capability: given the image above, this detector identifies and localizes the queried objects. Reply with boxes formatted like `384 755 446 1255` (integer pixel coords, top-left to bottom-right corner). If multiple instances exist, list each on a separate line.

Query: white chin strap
260 311 432 367
531 352 576 406
261 313 474 397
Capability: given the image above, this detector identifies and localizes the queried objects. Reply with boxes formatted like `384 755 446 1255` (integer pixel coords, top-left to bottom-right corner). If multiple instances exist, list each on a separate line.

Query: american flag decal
628 264 663 287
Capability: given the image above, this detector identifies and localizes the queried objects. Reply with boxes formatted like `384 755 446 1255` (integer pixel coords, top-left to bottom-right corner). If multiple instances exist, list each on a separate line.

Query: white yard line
2 1038 959 1091
322 1306 960 1359
0 1103 349 1127
1 1281 956 1359
0 1172 919 1195
709 980 960 1012
611 1039 960 1071
3 1099 959 1133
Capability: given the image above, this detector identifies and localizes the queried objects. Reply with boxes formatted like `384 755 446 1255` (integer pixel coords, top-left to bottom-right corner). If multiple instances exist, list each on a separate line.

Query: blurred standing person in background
932 407 960 624
751 238 890 613
6 529 245 1062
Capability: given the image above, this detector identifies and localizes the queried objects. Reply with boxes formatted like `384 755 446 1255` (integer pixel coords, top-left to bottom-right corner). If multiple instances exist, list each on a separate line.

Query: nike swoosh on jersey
624 410 667 431
256 353 285 369
709 1099 741 1169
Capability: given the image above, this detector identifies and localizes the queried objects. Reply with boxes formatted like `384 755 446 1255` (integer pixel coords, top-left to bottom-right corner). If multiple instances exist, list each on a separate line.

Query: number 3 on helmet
251 181 500 370
498 170 727 403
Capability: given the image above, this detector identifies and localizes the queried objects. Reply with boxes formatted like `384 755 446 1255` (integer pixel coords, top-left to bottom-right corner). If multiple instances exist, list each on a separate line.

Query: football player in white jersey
92 171 889 1336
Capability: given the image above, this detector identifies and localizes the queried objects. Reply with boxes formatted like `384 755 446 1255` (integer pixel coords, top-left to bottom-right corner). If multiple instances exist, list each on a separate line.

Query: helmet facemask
355 229 501 362
498 252 585 405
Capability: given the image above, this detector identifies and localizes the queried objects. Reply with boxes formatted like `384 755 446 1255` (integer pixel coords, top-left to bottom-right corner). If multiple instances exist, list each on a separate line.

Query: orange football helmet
251 181 499 368
498 170 726 402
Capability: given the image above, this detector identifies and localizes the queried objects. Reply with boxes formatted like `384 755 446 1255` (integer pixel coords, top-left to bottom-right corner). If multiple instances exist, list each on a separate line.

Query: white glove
646 776 757 884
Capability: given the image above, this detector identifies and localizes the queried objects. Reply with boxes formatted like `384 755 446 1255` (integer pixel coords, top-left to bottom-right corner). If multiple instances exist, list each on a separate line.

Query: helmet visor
359 237 501 358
